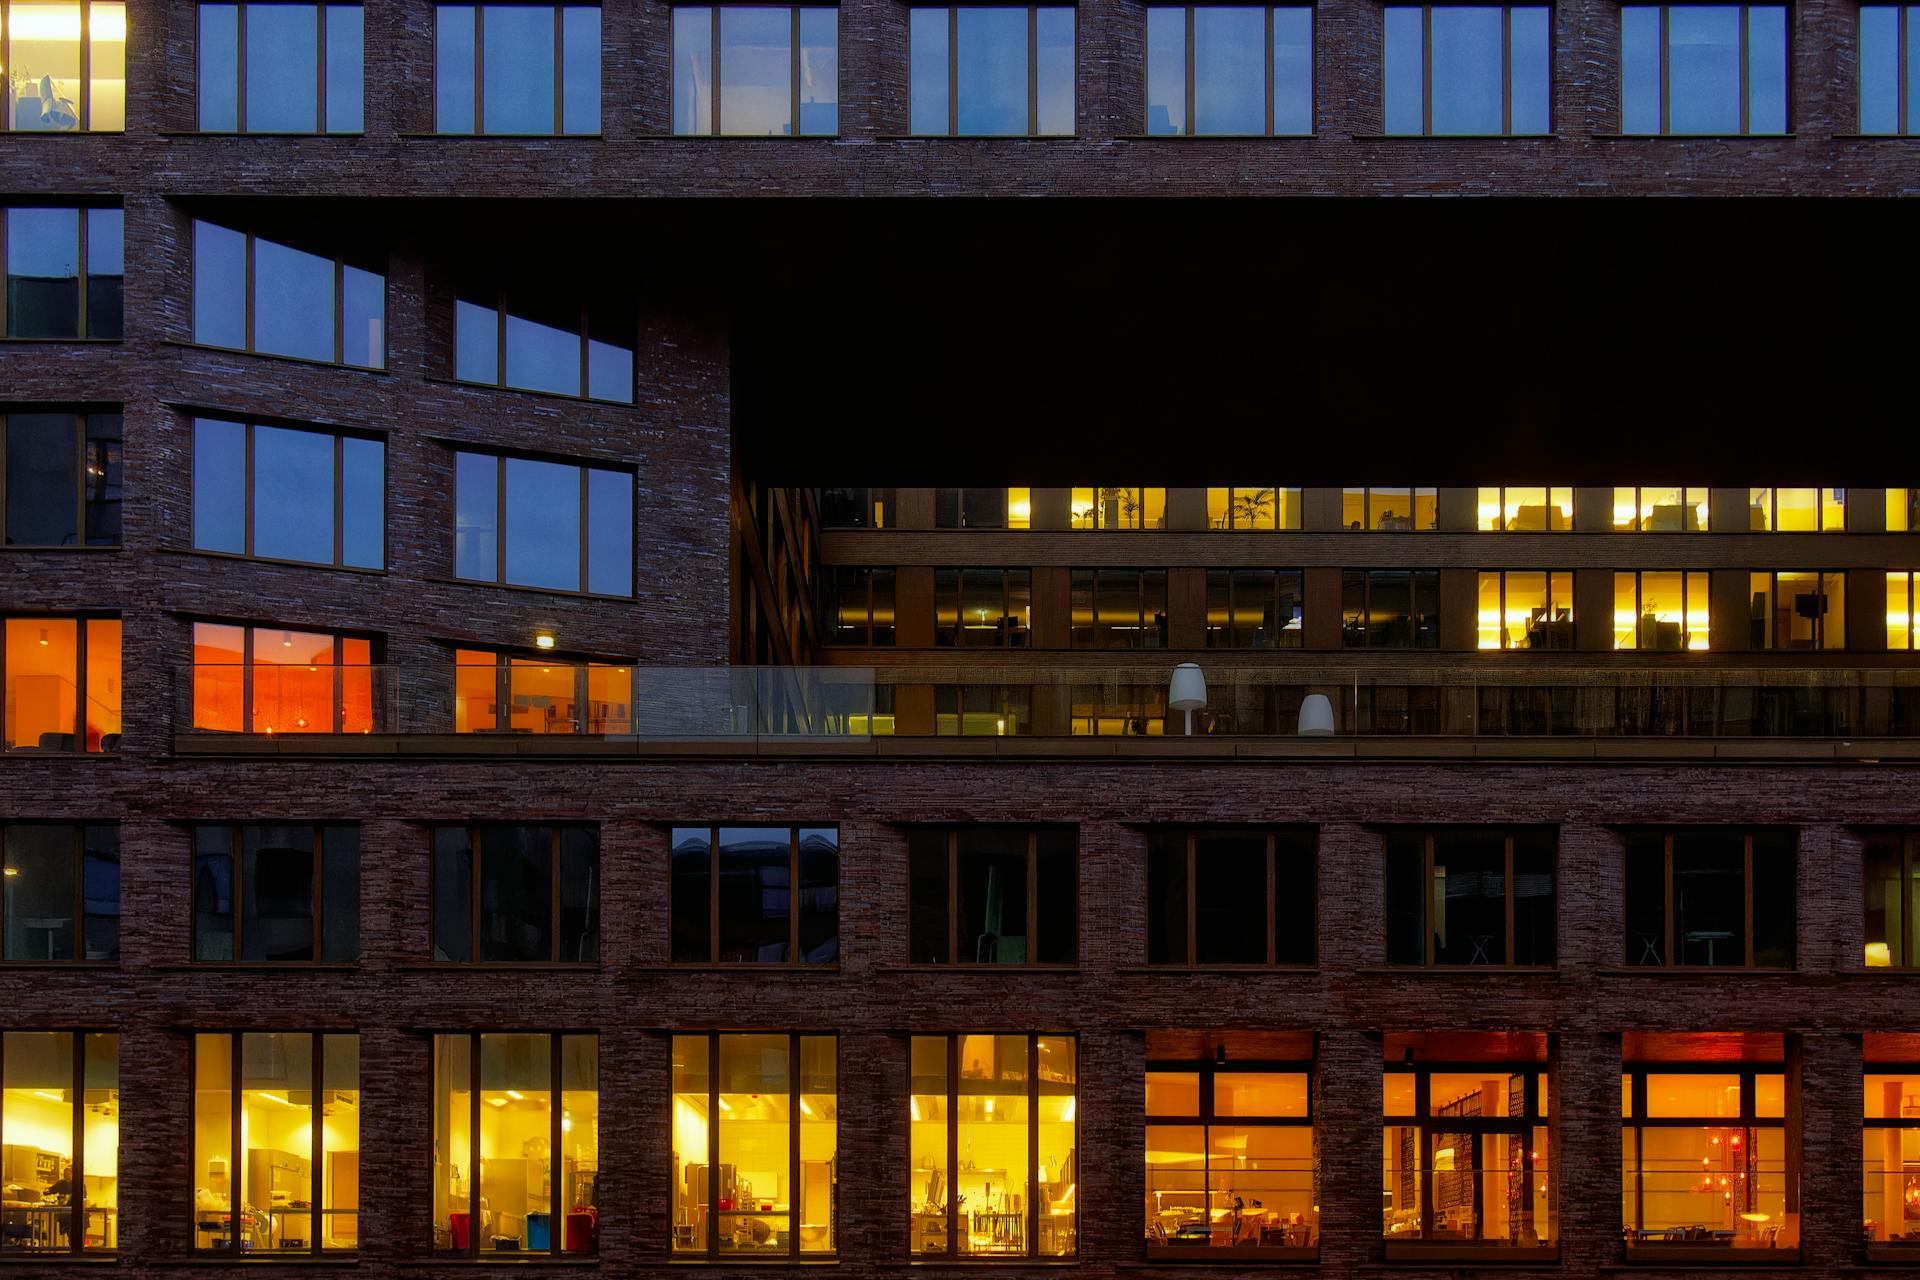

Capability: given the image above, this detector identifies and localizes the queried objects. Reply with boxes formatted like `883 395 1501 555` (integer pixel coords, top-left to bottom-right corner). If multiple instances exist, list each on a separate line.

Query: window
1612 485 1708 531
197 1 363 131
190 623 375 734
1863 1043 1920 1256
452 450 633 595
3 206 120 337
1749 571 1844 650
1 616 119 752
2 823 117 961
192 825 359 962
1341 569 1439 648
910 4 1073 134
430 826 599 962
1620 4 1788 134
434 2 600 134
1144 1035 1315 1258
909 827 1076 965
671 5 837 134
453 293 633 402
1070 681 1167 735
1623 829 1795 967
819 487 893 528
669 826 838 964
936 568 1031 646
1889 488 1920 532
1146 829 1315 966
1864 832 1920 967
1383 4 1550 134
454 649 633 734
1206 486 1301 529
1385 829 1555 967
0 1032 117 1252
1891 573 1918 650
191 418 385 568
909 1034 1077 1257
1 410 121 545
1071 568 1167 648
1612 570 1709 650
192 1032 358 1253
1476 486 1570 531
192 220 384 367
1206 569 1303 648
1476 571 1573 649
1070 485 1164 528
0 0 125 131
1145 5 1312 134
671 1033 836 1257
1382 1035 1553 1253
1341 487 1437 531
1621 1048 1791 1253
935 684 1030 734
819 567 895 645
1861 6 1919 131
1748 487 1845 531
935 487 1031 528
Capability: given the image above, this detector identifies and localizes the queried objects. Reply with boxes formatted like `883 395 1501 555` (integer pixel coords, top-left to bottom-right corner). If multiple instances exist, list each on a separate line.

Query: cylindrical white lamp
1297 693 1335 736
1169 663 1207 736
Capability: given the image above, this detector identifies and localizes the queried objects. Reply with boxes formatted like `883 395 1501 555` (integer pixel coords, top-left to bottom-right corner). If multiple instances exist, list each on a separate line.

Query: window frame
819 487 894 529
1069 486 1165 529
1381 2 1553 136
1145 827 1317 968
1623 829 1795 969
670 3 840 135
1205 568 1305 649
0 1030 116 1254
1385 829 1556 969
819 565 895 646
452 291 635 403
452 647 634 734
1748 569 1845 651
1381 1057 1553 1253
1070 567 1168 649
0 823 118 964
1205 485 1301 529
1611 569 1709 651
1859 4 1914 131
1863 1054 1920 1258
935 567 1032 647
0 409 122 547
2 205 122 339
1476 570 1574 651
1341 487 1438 531
189 621 378 734
1144 4 1315 136
432 0 601 135
909 3 1077 136
908 827 1078 967
428 824 601 964
190 824 357 964
1618 2 1791 135
1340 568 1440 649
195 0 364 133
1620 1060 1789 1253
1747 486 1846 532
1476 486 1572 531
1863 831 1920 968
1889 571 1918 650
189 416 388 570
1 612 120 754
669 824 839 967
1611 485 1709 532
190 221 387 369
450 446 636 598
933 487 1031 528
0 0 126 132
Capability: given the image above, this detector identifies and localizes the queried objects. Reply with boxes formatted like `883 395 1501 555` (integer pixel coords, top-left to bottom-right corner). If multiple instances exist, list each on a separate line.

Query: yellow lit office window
1207 487 1297 529
1616 487 1707 532
1478 571 1573 650
0 1032 117 1254
1890 574 1914 651
1068 487 1164 529
1341 488 1368 531
1614 571 1708 651
1007 488 1031 529
1476 572 1502 649
1889 490 1917 533
1479 487 1572 532
1823 488 1847 531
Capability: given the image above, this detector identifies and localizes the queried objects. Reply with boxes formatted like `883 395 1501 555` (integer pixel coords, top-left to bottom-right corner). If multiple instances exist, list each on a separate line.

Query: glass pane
252 425 335 563
252 236 336 362
432 1034 471 1251
240 1033 315 1251
672 1035 710 1254
341 263 383 367
1864 837 1908 966
1146 836 1188 963
1035 828 1076 964
478 827 553 961
1620 6 1660 131
1431 6 1503 134
1145 6 1183 133
1274 8 1312 132
193 221 248 348
585 335 630 401
909 1037 947 1253
584 468 632 595
1384 8 1424 132
795 1036 835 1251
4 413 78 546
1671 831 1746 965
799 7 837 132
1217 1071 1308 1117
559 1037 597 1250
192 826 236 959
1036 1037 1075 1256
339 435 384 568
1644 1073 1742 1118
674 5 714 133
955 1034 1029 1254
200 3 240 129
1146 1071 1200 1116
1668 5 1741 133
326 4 365 130
562 5 600 132
1193 833 1265 964
1193 6 1262 134
478 1034 551 1252
6 207 79 337
456 299 499 382
717 827 790 962
1035 6 1072 132
716 1034 791 1253
1510 6 1550 131
432 828 472 961
9 1 83 131
1747 4 1787 132
90 0 127 128
797 826 838 963
504 456 582 591
504 308 580 395
320 1035 359 1248
193 1034 235 1249
83 619 119 749
82 411 122 543
1207 1124 1314 1246
4 826 74 960
241 825 317 960
1147 1124 1206 1240
246 3 321 132
4 617 78 752
82 1034 117 1249
908 829 949 963
482 3 557 133
670 827 712 962
322 827 359 960
1431 831 1506 964
454 452 499 580
956 6 1026 134
720 5 791 134
957 829 1028 963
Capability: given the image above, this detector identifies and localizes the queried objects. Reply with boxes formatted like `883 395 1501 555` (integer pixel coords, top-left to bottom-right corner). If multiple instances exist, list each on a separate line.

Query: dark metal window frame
1070 566 1168 649
1208 485 1301 529
1145 4 1315 136
0 0 119 132
1 205 119 338
1342 487 1438 531
910 827 1078 967
1620 1061 1787 1246
1625 830 1788 969
191 621 377 734
0 1030 114 1253
189 415 388 569
1389 829 1555 968
818 486 894 529
933 683 1031 735
1383 2 1549 135
195 0 360 133
1750 568 1845 651
1204 567 1305 649
0 612 117 754
1478 569 1575 651
428 824 600 964
191 1029 355 1257
820 565 895 646
935 566 1031 647
1340 568 1440 649
451 646 632 735
1612 569 1708 651
1620 2 1791 135
432 0 599 134
0 409 121 546
670 3 837 136
933 486 1024 528
909 3 1076 136
0 823 116 963
190 219 387 368
1147 827 1317 967
669 824 838 967
450 445 636 597
1860 4 1913 131
191 823 353 963
1382 1059 1550 1245
452 290 635 403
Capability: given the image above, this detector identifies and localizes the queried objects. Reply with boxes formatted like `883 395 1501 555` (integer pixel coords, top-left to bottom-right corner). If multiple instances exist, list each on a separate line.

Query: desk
1683 930 1734 965
4 1202 114 1250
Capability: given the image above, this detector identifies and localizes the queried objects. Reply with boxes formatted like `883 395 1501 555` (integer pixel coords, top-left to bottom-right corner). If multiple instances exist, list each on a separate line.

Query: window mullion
471 829 484 965
475 5 487 132
1738 4 1749 134
551 828 563 961
789 1032 802 1258
468 1032 482 1258
312 829 326 961
70 1031 85 1252
317 3 329 129
1027 5 1038 135
76 202 90 336
310 1033 324 1256
709 825 721 963
230 1033 244 1256
713 6 724 133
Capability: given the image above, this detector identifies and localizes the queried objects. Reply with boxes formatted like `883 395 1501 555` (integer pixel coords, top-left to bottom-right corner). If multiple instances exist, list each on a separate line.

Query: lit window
910 1034 1077 1257
1146 829 1316 966
454 293 633 402
1 615 119 752
3 205 121 337
192 220 384 367
1 410 120 545
1071 568 1167 648
191 825 359 962
1341 487 1437 531
1749 570 1845 650
1205 486 1301 529
1611 485 1708 531
432 1033 598 1255
1476 486 1571 531
452 449 632 594
434 2 600 133
1207 569 1304 648
1069 681 1167 735
191 418 385 568
1748 487 1845 531
0 1032 118 1252
196 1 363 131
1864 1041 1920 1257
192 1032 358 1253
1146 5 1312 135
1 823 117 960
1476 570 1572 650
935 568 1030 646
0 0 126 131
1342 569 1439 648
1889 489 1920 532
1612 570 1709 650
1384 4 1550 134
669 826 839 964
910 5 1074 134
1620 3 1788 134
1070 486 1164 529
935 684 1029 735
819 567 895 645
1890 572 1916 650
909 827 1076 965
1623 829 1795 967
670 5 837 134
672 1033 837 1257
1385 829 1555 967
1864 833 1920 968
190 622 375 734
453 648 633 734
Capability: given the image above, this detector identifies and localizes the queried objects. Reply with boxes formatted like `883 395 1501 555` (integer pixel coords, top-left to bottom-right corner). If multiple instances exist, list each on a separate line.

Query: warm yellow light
910 1097 921 1122
254 1092 291 1107
983 1097 994 1115
488 1097 507 1107
1741 1212 1771 1223
718 1096 731 1111
534 632 556 650
562 1116 573 1132
1009 499 1031 522
506 1090 525 1101
1062 1097 1075 1123
800 1098 814 1117
1 868 16 878
1867 941 1893 967
38 628 49 646
33 1090 64 1102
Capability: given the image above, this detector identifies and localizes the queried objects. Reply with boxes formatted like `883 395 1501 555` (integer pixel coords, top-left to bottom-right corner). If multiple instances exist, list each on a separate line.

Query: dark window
191 417 385 568
1071 568 1167 648
1384 829 1555 967
3 206 121 337
1069 681 1168 735
1749 570 1845 650
1341 569 1439 648
670 5 838 134
910 4 1074 134
1383 4 1550 134
934 683 1030 735
1146 828 1316 966
197 1 364 131
0 1032 118 1255
1205 568 1303 648
1623 829 1795 967
434 2 601 134
0 0 126 132
669 825 838 964
452 449 633 594
189 622 378 734
932 487 1030 528
454 291 633 402
192 824 358 962
819 487 894 528
1620 3 1788 134
1860 5 1918 132
935 568 1031 646
192 218 384 367
430 825 599 962
908 826 1075 965
1146 5 1312 134
819 566 895 645
1865 832 1920 968
1 823 118 960
453 648 634 734
1 410 121 546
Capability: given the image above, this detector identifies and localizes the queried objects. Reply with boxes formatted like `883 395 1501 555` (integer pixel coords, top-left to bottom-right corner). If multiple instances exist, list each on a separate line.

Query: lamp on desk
1169 664 1206 736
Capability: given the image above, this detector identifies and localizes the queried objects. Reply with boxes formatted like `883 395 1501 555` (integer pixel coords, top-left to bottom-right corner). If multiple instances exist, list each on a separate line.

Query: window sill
1595 965 1798 976
0 1254 120 1264
159 130 366 138
1351 133 1557 140
155 544 388 576
872 964 1081 973
648 133 842 141
171 1255 362 1266
397 132 604 140
152 962 360 971
1866 1243 1920 1263
1623 1245 1801 1265
0 336 122 344
633 963 842 973
164 338 389 377
876 134 1077 141
422 574 637 606
1592 132 1797 140
1384 1242 1558 1264
1115 133 1317 140
1 748 119 758
0 960 118 969
1142 1246 1318 1263
395 962 602 972
1833 133 1920 140
1115 966 1319 975
420 374 634 409
1353 965 1555 975
398 1257 600 1266
0 543 120 552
